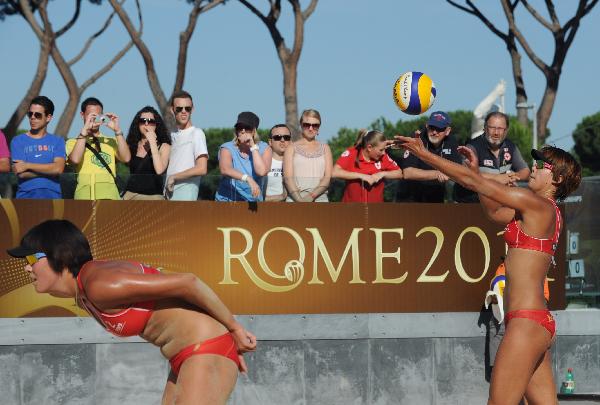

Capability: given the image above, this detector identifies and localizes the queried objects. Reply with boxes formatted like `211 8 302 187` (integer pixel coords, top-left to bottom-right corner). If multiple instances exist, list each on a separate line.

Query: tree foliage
446 0 599 144
573 112 600 176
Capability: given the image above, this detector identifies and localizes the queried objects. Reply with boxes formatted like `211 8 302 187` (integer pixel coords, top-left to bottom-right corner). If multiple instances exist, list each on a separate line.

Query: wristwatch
249 145 259 152
241 174 249 182
115 131 124 137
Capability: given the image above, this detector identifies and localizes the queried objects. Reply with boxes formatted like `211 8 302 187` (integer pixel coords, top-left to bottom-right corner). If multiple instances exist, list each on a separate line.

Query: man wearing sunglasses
395 111 461 203
264 124 292 201
9 96 66 199
66 97 131 200
165 90 208 200
454 111 530 203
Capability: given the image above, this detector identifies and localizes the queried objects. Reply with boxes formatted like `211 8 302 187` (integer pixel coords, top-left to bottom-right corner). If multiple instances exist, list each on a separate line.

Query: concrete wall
1 311 599 405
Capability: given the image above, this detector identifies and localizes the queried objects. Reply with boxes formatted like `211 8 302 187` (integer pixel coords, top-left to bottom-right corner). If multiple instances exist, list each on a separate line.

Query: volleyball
393 71 436 115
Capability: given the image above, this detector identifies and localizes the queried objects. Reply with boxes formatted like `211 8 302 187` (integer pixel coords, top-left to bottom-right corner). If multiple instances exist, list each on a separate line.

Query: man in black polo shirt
454 111 530 203
395 111 461 202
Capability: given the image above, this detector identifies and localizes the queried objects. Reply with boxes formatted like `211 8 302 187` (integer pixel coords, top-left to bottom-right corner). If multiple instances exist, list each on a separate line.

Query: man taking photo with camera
66 97 131 200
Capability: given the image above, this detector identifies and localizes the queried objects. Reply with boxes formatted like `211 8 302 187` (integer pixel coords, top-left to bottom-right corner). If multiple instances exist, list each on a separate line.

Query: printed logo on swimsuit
106 320 126 333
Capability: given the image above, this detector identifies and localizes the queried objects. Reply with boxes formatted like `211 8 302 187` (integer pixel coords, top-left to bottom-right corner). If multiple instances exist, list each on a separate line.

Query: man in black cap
395 110 462 202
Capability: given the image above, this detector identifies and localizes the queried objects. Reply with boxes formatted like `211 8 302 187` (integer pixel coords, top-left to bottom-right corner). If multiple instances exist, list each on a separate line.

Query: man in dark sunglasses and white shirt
10 96 66 199
165 90 208 200
264 124 292 201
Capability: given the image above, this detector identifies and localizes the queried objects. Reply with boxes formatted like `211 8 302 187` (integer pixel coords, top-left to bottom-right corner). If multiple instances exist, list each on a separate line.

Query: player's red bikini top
503 199 561 256
76 261 159 337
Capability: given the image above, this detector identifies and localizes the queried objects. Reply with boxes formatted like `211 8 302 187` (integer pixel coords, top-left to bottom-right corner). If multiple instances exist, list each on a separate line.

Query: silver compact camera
94 115 109 124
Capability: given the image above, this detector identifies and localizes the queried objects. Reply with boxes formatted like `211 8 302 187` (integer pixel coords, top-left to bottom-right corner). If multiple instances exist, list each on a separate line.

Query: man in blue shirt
10 96 66 199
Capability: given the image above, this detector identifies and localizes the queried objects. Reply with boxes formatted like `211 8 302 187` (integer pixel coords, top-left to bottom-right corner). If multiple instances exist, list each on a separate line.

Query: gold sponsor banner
0 200 566 317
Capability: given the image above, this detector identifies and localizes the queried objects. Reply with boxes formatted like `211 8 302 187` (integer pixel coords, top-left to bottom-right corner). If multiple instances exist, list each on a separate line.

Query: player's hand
384 139 397 149
394 130 425 156
458 146 479 173
507 171 519 187
231 326 257 374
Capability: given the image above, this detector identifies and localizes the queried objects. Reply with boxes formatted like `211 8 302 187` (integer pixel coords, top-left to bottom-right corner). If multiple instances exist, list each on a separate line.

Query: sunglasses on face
535 160 553 171
427 125 447 133
138 117 157 126
271 134 291 141
25 252 46 265
235 125 254 133
302 122 320 130
174 106 192 114
27 111 44 119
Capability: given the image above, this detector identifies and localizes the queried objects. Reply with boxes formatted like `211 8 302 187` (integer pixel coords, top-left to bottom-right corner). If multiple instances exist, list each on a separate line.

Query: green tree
573 112 600 176
507 118 533 164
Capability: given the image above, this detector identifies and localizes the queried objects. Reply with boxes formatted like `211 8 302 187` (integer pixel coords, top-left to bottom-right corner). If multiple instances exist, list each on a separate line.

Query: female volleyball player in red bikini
396 134 581 405
7 220 256 405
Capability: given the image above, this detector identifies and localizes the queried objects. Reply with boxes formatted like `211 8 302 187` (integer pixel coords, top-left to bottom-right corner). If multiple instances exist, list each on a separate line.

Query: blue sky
1 0 598 150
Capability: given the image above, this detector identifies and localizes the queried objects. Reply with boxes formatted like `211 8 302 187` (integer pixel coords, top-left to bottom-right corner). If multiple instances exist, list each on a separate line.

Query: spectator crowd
0 92 530 203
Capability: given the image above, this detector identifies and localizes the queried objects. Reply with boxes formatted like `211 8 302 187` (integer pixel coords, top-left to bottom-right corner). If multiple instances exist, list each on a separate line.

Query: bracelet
76 134 86 140
115 131 124 137
249 145 259 152
241 174 249 182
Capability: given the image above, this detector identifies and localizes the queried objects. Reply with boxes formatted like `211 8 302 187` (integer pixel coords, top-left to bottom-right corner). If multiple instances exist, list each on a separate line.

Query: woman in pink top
283 109 333 202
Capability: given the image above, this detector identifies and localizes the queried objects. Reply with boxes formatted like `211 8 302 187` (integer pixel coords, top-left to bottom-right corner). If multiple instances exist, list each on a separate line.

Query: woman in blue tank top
215 111 272 201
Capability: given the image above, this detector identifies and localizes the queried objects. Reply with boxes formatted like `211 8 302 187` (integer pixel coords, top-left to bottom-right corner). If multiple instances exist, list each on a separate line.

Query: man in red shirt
333 129 402 202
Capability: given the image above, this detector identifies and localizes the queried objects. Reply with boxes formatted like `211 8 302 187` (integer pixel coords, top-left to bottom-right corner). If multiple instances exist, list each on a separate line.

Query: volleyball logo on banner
393 71 436 115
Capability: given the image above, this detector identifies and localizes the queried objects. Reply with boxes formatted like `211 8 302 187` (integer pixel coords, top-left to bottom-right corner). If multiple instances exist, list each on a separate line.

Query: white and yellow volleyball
393 71 436 115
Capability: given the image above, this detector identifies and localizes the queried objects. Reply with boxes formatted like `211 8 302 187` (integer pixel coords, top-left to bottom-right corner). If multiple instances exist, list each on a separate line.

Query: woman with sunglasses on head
123 106 172 200
284 109 332 202
215 111 272 202
7 219 256 404
332 129 403 203
396 132 581 405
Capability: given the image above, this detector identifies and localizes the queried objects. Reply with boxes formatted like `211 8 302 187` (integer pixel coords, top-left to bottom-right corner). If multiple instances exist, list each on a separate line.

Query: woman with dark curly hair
397 132 581 405
124 106 172 200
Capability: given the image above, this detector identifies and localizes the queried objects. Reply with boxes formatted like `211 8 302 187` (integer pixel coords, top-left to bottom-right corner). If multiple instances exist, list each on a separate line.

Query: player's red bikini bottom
505 309 556 338
169 332 241 376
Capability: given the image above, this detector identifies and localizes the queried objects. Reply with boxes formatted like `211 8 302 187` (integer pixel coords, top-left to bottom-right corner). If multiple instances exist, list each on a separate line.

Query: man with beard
395 111 461 202
454 111 530 203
